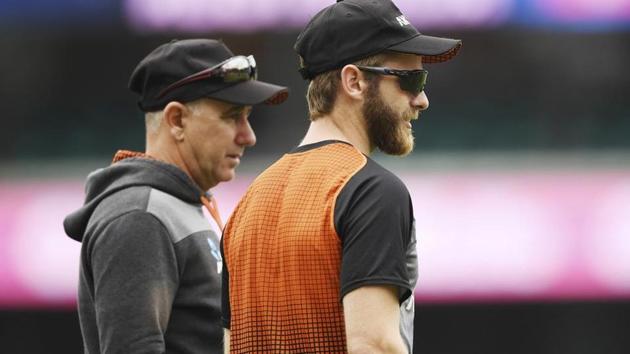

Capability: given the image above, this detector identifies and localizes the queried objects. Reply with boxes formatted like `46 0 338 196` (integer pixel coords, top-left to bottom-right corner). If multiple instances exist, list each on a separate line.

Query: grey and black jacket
64 156 223 354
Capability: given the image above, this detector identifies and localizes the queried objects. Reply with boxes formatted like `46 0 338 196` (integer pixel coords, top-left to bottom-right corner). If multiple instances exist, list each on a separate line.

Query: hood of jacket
63 157 206 242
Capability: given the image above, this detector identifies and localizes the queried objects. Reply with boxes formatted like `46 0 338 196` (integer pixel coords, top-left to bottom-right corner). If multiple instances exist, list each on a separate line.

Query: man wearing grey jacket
63 38 288 353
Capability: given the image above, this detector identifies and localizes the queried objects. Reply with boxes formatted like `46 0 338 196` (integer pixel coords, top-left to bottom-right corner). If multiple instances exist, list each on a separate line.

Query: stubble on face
362 80 417 156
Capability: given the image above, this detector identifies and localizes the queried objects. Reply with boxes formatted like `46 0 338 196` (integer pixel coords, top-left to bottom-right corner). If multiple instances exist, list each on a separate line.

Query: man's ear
163 101 188 141
340 65 369 101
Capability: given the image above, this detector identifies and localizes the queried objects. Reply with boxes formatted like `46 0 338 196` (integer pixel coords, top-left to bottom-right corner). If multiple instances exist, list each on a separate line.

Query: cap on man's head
294 0 462 80
129 39 289 112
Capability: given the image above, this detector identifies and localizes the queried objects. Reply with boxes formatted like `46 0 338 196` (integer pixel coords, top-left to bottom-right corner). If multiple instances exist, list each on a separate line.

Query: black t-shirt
222 140 418 352
334 153 418 303
260 139 418 302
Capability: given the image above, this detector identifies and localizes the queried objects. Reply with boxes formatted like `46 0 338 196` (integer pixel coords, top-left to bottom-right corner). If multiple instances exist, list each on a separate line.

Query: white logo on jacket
207 238 222 274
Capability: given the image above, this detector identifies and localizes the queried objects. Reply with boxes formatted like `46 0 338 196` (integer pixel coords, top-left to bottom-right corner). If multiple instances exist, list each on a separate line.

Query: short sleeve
335 159 415 303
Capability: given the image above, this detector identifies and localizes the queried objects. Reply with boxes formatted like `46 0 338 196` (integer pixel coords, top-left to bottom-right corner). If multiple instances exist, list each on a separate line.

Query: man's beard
362 82 416 156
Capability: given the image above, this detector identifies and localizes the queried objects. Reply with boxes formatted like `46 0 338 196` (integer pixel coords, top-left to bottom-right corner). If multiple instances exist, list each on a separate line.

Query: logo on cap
395 15 410 26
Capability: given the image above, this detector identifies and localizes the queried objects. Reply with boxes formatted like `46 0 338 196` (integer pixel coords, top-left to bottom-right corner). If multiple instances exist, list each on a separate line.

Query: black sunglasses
157 55 257 99
355 65 428 96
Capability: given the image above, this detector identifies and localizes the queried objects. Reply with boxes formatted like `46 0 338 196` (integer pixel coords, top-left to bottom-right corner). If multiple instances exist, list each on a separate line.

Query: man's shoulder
348 157 409 196
145 188 212 244
291 141 367 173
88 186 212 244
90 185 153 227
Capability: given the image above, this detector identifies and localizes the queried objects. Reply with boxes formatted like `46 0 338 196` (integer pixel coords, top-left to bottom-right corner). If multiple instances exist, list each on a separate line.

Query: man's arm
343 285 407 354
90 211 178 353
224 329 231 354
336 163 416 353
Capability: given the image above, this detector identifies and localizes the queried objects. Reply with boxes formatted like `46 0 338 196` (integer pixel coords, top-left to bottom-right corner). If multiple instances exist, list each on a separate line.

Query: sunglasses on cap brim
156 55 257 100
356 65 428 96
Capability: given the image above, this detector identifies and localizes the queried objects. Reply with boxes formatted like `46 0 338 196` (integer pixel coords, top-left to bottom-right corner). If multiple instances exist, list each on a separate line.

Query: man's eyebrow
222 105 251 117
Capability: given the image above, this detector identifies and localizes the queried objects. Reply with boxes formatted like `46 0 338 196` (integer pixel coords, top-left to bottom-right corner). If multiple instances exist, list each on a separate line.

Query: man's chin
224 172 237 182
380 144 413 156
389 147 413 156
216 170 237 184
380 131 414 156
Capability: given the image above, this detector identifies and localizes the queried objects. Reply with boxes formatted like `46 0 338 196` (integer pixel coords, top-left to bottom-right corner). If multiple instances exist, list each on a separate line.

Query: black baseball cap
294 0 462 80
129 39 289 112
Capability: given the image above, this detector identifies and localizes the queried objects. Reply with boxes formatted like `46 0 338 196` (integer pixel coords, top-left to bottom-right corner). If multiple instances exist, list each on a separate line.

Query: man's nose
412 91 429 111
236 118 256 147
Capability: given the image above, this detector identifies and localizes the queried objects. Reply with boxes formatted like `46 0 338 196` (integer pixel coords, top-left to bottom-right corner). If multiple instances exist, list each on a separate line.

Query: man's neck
146 135 181 169
300 107 372 155
146 139 210 191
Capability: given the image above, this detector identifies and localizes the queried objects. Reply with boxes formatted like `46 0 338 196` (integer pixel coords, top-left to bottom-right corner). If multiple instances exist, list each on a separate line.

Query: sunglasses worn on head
356 65 428 96
157 55 257 99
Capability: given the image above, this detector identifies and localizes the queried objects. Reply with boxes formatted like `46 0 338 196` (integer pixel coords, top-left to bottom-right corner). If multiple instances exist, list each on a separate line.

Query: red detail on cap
266 90 289 105
423 42 463 64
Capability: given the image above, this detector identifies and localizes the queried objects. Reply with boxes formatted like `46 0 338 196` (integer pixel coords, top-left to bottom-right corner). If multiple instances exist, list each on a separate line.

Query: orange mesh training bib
223 142 366 353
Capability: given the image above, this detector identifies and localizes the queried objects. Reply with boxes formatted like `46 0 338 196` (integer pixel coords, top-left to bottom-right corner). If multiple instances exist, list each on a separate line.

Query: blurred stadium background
1 0 630 353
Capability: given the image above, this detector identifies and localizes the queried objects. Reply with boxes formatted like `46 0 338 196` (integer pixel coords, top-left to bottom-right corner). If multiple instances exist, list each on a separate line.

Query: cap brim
388 34 462 64
208 80 289 106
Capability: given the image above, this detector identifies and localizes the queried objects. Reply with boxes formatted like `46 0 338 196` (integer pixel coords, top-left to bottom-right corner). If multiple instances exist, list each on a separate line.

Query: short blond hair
304 53 387 120
144 100 204 133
